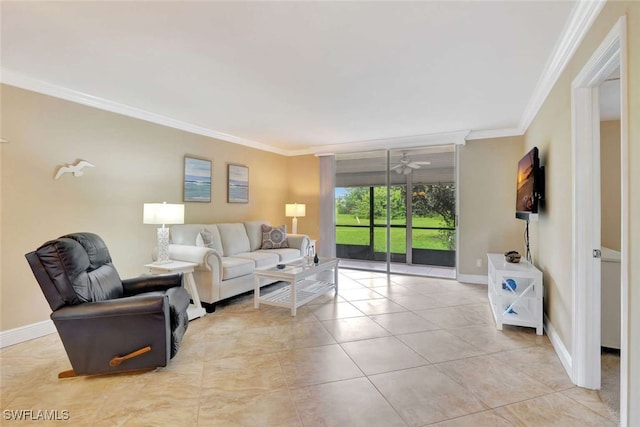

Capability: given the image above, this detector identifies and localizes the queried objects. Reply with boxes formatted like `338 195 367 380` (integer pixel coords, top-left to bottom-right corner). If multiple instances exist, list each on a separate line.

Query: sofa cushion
221 257 255 280
261 224 289 249
234 251 280 269
256 248 301 263
217 223 251 256
244 220 269 251
170 224 204 246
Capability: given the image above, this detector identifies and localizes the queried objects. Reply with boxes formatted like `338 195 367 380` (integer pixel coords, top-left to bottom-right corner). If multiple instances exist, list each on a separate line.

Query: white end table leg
334 265 339 294
184 272 206 320
254 275 260 309
291 280 297 316
184 273 199 307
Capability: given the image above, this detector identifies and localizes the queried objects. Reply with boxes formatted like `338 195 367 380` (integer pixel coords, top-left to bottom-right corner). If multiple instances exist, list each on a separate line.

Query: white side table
144 260 206 321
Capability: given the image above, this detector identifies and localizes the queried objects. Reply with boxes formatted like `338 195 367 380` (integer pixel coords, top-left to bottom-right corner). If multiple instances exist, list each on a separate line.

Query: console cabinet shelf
487 253 543 335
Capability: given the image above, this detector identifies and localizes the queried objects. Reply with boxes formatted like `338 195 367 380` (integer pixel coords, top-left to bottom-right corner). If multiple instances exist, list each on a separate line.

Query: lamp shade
285 203 306 217
143 202 184 225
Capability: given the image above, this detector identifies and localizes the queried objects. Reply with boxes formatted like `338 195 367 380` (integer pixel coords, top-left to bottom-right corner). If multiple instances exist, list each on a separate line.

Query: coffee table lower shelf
256 279 335 314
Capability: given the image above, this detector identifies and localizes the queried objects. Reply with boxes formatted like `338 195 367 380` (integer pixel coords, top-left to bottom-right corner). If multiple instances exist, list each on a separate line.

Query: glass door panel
390 146 457 276
335 151 389 268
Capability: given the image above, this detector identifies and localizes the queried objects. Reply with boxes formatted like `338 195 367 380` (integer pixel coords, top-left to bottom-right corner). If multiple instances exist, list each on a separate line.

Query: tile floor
0 270 618 426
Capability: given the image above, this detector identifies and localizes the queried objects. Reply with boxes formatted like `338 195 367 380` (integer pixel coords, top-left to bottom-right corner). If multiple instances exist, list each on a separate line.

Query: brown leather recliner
25 232 190 378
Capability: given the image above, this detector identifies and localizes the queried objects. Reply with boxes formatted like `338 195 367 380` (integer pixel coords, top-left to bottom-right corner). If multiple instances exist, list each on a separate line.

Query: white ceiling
1 1 604 155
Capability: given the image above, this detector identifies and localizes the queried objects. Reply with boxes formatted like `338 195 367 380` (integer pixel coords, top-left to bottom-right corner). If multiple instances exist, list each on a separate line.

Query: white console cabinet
487 253 543 335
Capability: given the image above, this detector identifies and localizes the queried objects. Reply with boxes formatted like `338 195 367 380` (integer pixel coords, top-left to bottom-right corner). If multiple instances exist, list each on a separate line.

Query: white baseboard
544 313 572 379
457 274 487 285
0 320 57 349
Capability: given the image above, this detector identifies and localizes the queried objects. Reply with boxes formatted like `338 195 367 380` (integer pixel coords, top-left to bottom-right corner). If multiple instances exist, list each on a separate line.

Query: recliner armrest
122 273 183 297
51 294 167 320
51 294 172 375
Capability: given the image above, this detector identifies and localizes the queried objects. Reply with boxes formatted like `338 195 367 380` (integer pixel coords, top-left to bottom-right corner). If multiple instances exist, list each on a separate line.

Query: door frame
571 15 628 424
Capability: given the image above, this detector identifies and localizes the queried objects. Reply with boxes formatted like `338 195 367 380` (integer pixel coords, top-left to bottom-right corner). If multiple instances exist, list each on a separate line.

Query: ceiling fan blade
414 161 431 165
390 164 402 171
403 168 412 175
395 168 403 174
407 162 423 169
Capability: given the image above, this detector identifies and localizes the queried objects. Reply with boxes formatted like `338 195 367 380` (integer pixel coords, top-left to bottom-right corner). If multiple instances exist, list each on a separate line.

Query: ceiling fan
390 152 431 175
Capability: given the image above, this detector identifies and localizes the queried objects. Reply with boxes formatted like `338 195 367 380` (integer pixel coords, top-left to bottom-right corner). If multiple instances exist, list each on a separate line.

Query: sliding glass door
335 151 389 264
335 146 456 276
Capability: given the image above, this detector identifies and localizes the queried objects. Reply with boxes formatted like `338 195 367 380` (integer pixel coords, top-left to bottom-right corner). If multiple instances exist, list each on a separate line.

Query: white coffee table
254 258 339 316
144 260 206 321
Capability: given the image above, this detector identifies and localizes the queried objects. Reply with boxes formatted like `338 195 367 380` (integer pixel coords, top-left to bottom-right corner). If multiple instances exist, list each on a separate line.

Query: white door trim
571 15 628 425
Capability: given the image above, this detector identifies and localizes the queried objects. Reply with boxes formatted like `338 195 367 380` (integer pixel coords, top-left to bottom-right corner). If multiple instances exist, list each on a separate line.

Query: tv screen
516 147 540 218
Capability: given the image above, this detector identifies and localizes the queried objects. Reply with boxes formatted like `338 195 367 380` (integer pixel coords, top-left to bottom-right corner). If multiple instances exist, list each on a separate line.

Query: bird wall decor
54 159 95 180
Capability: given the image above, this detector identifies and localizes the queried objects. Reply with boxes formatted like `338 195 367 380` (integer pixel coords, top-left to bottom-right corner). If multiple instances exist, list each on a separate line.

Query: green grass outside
335 213 453 252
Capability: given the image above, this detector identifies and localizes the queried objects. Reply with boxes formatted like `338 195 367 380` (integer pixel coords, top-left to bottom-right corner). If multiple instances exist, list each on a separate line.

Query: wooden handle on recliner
109 346 152 367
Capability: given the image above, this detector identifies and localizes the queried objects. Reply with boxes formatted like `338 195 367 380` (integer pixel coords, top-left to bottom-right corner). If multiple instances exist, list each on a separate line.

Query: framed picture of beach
227 164 249 203
183 156 212 203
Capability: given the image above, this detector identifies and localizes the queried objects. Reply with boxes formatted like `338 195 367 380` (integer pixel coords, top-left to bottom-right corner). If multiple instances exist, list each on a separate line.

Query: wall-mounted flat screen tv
516 147 544 220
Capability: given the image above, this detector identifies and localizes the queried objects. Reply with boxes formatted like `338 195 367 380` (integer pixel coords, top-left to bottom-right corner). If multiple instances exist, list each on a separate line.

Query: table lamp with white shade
143 202 184 264
285 203 306 234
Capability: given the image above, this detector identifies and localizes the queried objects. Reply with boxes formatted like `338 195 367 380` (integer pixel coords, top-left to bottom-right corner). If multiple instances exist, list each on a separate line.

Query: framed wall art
227 164 249 203
183 156 212 203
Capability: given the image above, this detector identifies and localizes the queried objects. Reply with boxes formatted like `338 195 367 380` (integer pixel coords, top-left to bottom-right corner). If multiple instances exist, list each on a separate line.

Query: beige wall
286 155 320 242
0 85 3 320
0 85 295 331
601 120 621 251
458 136 525 276
525 1 639 422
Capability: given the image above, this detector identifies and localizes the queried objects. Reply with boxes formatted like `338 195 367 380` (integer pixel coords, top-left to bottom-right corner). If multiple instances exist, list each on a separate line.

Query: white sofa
167 220 310 311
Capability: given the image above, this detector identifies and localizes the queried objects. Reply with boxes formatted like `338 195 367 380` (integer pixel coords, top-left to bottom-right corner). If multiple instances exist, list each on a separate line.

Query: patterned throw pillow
261 224 289 249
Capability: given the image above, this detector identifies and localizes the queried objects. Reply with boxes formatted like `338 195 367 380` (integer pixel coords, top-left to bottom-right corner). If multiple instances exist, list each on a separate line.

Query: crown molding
1 0 606 159
466 127 524 141
0 68 289 156
300 130 470 156
518 0 606 132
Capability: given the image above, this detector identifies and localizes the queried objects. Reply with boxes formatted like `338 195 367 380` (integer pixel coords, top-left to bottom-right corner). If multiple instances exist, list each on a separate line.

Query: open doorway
598 67 621 421
571 16 628 425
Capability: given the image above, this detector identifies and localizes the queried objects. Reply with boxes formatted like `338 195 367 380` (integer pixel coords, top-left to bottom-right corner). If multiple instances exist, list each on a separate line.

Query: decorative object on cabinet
184 156 211 202
487 253 543 335
227 163 249 203
143 202 185 264
285 203 306 234
504 250 522 263
54 159 95 180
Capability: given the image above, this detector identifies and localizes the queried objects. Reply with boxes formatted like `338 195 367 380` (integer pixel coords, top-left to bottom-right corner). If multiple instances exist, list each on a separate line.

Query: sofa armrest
287 234 310 255
168 244 223 282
